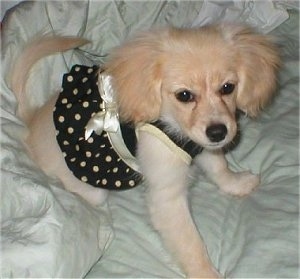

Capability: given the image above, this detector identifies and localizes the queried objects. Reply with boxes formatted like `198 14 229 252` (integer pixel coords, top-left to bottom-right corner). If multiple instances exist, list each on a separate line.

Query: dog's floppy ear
105 31 165 124
221 24 281 117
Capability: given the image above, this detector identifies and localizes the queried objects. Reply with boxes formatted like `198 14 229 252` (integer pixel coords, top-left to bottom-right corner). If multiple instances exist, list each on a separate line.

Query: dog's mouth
204 142 226 150
201 128 240 151
202 139 232 151
188 122 237 151
157 117 238 151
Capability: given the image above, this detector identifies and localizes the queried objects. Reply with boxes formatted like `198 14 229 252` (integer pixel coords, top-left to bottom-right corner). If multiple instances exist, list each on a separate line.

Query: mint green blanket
1 2 298 278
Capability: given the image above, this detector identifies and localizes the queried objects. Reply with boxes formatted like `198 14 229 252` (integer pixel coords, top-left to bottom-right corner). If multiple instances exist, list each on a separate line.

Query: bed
1 1 299 278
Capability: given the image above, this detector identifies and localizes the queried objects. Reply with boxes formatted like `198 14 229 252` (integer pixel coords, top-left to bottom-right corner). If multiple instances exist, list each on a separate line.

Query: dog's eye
219 83 235 95
175 90 195 103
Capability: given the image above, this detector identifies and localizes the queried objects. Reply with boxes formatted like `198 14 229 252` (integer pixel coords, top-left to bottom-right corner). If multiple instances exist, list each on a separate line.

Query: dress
53 65 202 190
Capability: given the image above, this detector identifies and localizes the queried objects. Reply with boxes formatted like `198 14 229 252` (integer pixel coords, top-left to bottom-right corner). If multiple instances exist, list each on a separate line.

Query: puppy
9 24 280 278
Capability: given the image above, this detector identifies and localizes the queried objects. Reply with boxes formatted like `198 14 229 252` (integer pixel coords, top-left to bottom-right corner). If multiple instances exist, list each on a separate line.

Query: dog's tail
9 36 89 122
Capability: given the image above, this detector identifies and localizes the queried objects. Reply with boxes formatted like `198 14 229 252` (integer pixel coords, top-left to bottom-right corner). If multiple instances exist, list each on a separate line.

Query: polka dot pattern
53 65 203 191
53 65 143 190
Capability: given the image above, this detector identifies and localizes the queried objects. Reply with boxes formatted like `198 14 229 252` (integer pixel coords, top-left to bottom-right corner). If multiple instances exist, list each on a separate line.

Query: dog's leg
137 132 221 278
196 149 260 196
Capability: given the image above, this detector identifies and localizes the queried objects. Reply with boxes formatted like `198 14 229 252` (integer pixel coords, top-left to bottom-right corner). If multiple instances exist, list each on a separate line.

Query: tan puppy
9 24 280 278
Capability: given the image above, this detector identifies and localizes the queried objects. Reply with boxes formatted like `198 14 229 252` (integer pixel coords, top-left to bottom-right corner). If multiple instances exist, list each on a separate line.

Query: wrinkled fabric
1 1 299 278
191 0 291 33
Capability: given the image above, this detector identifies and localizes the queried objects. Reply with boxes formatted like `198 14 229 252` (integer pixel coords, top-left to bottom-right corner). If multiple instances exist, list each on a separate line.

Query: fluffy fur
9 24 280 278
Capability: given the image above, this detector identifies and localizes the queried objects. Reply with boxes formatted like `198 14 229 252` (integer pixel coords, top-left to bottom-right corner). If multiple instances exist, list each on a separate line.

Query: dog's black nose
206 124 227 142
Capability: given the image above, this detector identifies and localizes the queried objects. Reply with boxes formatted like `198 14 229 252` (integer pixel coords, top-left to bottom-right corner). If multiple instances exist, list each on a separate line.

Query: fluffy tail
9 36 89 122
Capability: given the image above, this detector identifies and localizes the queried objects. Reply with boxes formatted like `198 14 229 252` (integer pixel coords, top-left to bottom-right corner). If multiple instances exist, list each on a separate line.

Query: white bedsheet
1 1 299 278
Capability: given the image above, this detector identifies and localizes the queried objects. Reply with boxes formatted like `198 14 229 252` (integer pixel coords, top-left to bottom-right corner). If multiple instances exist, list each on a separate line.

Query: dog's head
105 24 280 150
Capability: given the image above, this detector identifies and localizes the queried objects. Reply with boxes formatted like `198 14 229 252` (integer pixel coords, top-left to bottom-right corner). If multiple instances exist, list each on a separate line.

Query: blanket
1 1 299 277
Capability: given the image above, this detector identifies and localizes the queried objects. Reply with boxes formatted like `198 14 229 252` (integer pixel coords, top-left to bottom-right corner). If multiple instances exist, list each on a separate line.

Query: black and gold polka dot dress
53 65 203 191
54 65 142 190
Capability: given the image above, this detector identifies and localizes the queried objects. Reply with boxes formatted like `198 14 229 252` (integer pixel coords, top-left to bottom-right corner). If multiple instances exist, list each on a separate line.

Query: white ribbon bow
85 73 119 140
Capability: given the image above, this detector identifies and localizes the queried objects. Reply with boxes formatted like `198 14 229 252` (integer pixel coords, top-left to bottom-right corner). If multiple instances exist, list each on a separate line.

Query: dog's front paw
220 171 260 197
